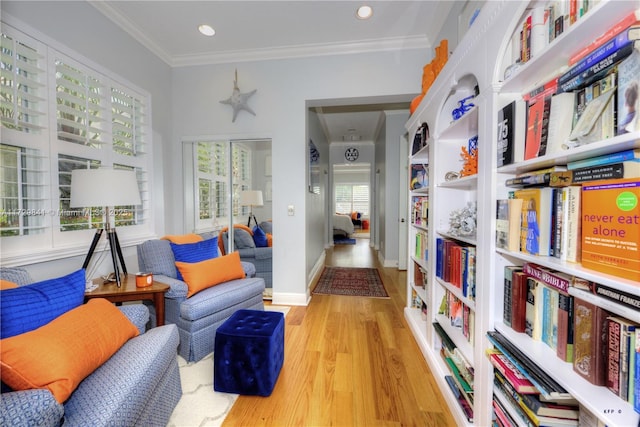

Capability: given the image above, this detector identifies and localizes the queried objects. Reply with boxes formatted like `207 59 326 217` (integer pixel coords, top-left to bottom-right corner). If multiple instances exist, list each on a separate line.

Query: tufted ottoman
214 309 284 396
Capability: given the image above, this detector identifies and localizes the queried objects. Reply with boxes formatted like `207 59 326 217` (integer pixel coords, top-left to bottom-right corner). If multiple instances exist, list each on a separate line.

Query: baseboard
272 292 309 306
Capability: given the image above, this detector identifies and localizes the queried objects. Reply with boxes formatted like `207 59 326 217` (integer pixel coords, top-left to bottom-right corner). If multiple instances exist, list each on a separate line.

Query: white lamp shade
239 190 263 207
70 169 141 207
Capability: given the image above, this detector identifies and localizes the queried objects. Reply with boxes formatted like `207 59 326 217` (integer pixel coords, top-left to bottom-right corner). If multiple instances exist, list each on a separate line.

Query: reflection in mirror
182 138 273 298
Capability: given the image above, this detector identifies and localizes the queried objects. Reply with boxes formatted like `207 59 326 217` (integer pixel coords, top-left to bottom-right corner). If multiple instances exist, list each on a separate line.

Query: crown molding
90 1 430 68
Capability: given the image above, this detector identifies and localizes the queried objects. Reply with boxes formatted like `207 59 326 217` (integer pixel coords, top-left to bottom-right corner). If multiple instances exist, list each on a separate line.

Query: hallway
224 238 456 426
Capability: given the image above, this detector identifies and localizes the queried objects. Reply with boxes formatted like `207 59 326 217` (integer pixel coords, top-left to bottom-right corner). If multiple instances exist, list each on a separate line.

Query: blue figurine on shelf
452 95 475 121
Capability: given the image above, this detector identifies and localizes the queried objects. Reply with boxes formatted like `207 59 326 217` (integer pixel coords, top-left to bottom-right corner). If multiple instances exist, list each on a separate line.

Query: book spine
505 173 550 187
607 318 622 395
561 186 581 263
552 162 640 186
503 266 517 327
559 37 632 86
587 281 640 311
537 96 552 156
522 262 570 293
567 149 639 170
512 271 527 333
569 11 640 65
557 292 573 362
558 40 634 93
573 298 608 386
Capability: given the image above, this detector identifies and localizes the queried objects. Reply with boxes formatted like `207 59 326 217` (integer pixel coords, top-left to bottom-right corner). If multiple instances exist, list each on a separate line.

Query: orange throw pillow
0 279 18 290
0 298 139 403
176 251 246 297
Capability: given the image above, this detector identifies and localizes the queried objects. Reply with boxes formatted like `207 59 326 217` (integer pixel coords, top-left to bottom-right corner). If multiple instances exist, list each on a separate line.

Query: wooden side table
85 274 169 326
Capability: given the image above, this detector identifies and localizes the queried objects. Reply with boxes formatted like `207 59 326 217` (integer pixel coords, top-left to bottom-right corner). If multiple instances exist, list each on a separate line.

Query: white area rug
168 305 290 427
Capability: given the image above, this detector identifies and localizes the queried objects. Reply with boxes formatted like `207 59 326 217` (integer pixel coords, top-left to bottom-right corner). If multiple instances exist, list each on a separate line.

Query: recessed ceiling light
198 24 215 36
356 5 373 20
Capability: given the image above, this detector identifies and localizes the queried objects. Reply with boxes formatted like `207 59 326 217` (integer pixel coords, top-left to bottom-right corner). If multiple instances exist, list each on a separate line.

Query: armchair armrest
241 261 256 278
152 275 188 299
0 389 63 427
117 305 150 334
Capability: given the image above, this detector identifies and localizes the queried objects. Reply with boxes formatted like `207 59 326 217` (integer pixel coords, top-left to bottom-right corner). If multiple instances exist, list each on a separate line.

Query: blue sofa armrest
117 304 150 334
0 389 63 427
241 261 256 277
152 275 188 299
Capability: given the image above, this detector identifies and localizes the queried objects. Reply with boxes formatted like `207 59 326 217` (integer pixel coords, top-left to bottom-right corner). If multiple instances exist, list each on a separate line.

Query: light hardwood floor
223 237 457 426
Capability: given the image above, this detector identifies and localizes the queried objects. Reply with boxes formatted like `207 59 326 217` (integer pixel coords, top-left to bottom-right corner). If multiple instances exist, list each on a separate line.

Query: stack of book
434 322 474 422
435 237 476 300
487 331 580 427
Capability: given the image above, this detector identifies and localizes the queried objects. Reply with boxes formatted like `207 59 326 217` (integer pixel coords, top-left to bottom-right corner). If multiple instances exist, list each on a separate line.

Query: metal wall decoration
220 69 256 122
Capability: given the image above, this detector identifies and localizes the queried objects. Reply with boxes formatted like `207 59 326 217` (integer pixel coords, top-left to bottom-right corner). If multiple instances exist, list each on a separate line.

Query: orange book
581 178 640 282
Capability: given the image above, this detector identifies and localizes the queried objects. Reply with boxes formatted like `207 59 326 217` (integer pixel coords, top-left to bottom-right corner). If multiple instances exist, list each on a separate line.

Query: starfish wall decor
219 69 257 123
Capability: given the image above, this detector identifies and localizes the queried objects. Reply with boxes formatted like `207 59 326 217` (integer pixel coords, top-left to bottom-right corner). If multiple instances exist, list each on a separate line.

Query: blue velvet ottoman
214 309 284 396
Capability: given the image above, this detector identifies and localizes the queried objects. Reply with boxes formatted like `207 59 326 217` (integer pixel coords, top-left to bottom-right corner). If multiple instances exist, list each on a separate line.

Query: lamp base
82 227 127 287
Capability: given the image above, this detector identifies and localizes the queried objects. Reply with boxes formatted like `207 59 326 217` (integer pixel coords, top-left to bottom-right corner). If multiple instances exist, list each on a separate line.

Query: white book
546 92 576 156
560 186 581 263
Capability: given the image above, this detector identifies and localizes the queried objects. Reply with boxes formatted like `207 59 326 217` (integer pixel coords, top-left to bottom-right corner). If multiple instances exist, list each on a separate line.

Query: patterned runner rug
312 267 389 298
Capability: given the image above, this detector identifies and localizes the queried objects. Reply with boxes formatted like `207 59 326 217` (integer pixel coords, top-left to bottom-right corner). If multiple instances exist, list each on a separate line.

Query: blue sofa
0 267 182 427
137 235 265 362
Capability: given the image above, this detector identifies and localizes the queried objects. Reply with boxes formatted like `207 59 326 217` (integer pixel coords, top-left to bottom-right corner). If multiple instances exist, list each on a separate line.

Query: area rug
334 237 356 245
312 267 389 298
168 305 290 427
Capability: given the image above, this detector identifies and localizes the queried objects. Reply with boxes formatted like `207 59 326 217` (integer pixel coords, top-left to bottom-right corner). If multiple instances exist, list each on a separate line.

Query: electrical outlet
287 205 295 216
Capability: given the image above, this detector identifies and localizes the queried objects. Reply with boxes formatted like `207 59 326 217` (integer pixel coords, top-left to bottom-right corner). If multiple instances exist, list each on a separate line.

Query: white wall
2 1 172 281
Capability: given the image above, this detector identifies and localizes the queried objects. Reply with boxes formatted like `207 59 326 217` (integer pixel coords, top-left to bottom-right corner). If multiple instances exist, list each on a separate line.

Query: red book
511 270 528 333
524 99 545 160
489 352 538 394
573 297 609 386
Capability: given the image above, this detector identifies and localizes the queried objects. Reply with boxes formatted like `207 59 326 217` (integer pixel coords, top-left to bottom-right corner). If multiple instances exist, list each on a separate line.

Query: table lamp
239 190 263 228
70 168 141 287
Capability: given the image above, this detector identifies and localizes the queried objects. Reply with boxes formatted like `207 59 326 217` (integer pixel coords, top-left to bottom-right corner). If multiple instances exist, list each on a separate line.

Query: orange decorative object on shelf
136 272 153 288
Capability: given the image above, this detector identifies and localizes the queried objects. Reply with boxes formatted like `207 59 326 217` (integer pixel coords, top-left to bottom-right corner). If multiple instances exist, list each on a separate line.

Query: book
489 351 539 394
496 198 523 251
525 277 544 341
503 266 521 328
410 164 428 189
524 97 546 160
569 9 640 65
617 45 640 135
552 186 563 258
514 187 554 256
581 178 640 281
567 79 616 146
551 161 640 186
607 316 623 396
617 317 638 400
545 92 576 156
511 270 528 333
573 297 609 386
560 186 581 263
573 280 640 312
506 173 551 188
559 40 634 93
520 392 579 419
567 149 640 170
541 285 559 351
497 99 526 167
557 292 574 363
522 263 572 294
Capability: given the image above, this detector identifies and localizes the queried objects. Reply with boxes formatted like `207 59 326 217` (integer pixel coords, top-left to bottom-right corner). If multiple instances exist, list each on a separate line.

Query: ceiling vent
342 134 361 141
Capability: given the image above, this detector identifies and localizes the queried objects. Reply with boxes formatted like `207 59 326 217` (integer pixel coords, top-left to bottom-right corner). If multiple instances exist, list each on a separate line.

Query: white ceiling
91 1 455 143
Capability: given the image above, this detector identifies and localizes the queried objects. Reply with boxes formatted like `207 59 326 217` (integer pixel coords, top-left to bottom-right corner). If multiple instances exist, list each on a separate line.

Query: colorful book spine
573 297 609 386
607 317 622 396
522 262 571 294
511 270 528 334
557 292 574 363
567 149 640 170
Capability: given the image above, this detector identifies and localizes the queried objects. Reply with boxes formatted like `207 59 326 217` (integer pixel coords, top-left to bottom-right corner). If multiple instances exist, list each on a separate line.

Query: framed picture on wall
308 139 320 194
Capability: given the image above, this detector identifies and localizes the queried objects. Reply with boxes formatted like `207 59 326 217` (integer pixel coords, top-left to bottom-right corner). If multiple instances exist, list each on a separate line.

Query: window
193 140 251 232
335 184 369 216
0 22 152 261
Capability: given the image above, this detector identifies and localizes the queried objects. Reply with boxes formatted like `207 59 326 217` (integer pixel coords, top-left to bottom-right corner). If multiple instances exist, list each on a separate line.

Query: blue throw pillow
0 268 86 339
253 226 268 247
170 237 219 281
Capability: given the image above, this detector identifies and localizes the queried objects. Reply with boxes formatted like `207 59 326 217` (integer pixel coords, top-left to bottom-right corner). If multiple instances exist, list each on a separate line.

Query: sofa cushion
175 251 246 298
170 237 219 281
0 269 85 339
252 226 268 247
0 298 139 403
137 239 177 278
234 229 256 249
162 233 203 244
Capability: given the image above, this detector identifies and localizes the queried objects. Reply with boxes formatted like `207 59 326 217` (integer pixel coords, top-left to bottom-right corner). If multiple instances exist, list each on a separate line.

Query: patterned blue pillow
170 237 219 281
253 226 268 247
0 268 86 339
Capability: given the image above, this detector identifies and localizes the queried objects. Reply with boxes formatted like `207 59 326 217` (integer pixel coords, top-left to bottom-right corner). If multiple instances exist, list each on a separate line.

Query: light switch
287 205 295 216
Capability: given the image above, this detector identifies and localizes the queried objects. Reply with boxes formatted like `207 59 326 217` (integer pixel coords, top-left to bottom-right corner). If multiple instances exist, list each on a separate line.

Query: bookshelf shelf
405 1 640 426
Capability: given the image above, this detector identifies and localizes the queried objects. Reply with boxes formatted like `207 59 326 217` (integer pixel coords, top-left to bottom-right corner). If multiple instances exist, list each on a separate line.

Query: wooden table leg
154 293 165 326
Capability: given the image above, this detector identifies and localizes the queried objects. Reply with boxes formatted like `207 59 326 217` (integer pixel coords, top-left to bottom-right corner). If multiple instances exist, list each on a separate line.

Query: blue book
558 27 638 87
567 149 640 170
435 238 444 279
